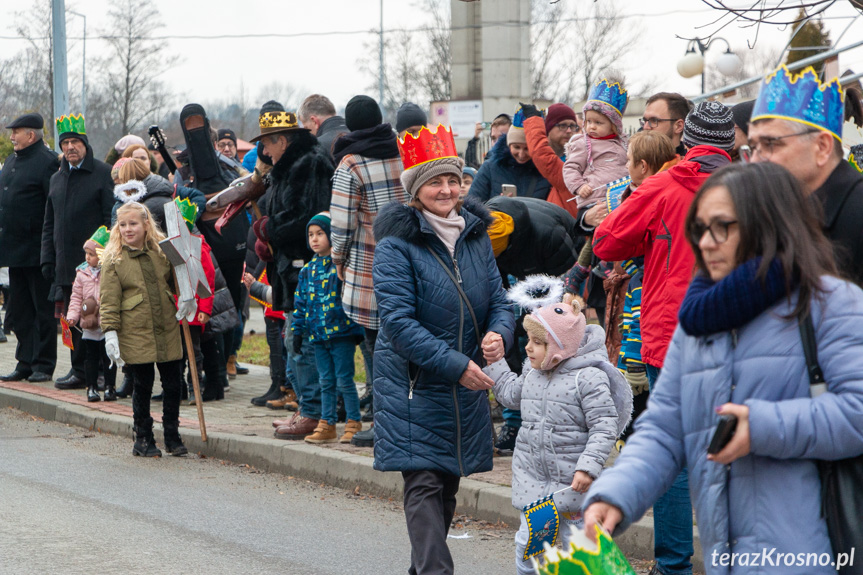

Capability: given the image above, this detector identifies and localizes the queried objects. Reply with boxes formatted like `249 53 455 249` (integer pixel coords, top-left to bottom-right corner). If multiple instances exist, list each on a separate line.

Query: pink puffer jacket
67 265 101 330
562 134 629 209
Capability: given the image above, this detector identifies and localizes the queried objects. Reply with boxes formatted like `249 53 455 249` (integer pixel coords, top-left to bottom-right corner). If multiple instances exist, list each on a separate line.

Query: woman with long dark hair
583 162 863 574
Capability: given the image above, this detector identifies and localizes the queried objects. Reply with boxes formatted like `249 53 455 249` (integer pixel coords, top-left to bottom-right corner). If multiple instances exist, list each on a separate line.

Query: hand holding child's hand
243 273 255 289
571 470 593 493
481 331 504 363
459 361 494 391
577 184 593 199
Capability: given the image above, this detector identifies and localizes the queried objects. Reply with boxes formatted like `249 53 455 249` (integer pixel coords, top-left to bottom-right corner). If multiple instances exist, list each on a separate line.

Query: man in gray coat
0 113 60 382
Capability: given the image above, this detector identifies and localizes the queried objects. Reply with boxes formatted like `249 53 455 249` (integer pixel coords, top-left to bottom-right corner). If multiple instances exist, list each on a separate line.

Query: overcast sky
2 0 862 115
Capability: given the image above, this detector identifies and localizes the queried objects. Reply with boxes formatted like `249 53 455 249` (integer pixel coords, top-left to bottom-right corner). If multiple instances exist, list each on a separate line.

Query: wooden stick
181 318 207 442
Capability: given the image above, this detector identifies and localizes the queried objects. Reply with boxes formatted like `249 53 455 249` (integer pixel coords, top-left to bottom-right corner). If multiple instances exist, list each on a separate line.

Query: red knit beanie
544 103 577 133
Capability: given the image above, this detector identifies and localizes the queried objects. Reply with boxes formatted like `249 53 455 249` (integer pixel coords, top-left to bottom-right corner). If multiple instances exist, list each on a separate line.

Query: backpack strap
799 313 827 396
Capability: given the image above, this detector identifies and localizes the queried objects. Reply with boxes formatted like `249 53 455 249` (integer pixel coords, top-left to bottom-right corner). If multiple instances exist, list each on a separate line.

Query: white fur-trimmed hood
113 180 147 204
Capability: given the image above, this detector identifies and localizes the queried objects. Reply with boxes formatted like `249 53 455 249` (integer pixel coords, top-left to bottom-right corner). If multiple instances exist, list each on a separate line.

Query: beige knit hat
400 156 464 199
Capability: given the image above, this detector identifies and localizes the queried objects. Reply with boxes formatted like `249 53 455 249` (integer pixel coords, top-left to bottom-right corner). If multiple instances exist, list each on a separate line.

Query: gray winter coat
486 324 631 512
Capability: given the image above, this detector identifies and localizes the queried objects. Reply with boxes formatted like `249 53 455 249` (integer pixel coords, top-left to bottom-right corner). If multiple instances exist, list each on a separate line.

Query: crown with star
586 79 628 116
397 124 458 171
751 65 845 141
174 197 198 231
56 114 86 135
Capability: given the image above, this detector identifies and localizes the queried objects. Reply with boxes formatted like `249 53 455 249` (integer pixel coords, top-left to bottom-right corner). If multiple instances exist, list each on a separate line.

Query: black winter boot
251 379 283 406
132 424 162 458
116 372 133 398
163 424 188 457
104 385 117 402
87 386 101 403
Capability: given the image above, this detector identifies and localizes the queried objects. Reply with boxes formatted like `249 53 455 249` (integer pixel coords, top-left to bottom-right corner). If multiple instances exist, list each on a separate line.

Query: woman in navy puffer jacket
372 126 515 575
584 163 863 575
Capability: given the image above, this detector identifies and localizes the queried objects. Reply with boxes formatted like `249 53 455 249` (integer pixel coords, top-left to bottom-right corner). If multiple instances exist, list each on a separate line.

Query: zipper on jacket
452 256 463 284
454 287 465 476
731 329 738 349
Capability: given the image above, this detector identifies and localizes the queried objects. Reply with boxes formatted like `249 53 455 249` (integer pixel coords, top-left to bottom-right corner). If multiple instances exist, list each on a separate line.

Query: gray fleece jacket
485 324 632 512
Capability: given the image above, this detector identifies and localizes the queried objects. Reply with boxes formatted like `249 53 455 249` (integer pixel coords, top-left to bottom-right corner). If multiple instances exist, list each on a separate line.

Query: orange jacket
523 116 579 218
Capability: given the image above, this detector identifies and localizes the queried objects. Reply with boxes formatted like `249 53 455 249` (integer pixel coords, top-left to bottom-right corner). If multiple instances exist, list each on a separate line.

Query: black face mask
180 103 228 195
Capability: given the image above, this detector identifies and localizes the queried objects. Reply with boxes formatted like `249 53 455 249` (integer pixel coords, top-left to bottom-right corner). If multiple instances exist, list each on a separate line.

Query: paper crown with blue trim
751 65 845 141
586 79 628 116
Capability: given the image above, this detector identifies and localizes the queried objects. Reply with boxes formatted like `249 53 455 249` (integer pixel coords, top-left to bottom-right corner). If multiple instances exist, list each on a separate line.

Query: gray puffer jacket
486 324 632 512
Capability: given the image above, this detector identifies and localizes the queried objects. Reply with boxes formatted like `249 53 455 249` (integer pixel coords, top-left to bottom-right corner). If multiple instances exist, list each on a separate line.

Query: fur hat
523 299 586 370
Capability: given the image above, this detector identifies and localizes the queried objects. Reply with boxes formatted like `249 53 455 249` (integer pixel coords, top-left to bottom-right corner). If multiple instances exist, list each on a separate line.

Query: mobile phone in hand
708 415 738 455
501 184 516 197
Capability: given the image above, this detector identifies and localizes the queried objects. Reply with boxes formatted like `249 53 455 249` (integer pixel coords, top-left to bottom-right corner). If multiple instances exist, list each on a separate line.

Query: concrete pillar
480 1 530 118
451 0 482 100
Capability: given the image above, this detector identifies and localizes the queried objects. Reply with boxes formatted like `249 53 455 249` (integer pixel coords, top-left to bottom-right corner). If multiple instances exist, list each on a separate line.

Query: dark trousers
265 317 286 389
364 328 378 382
8 266 56 374
83 339 116 390
128 360 183 431
219 258 244 361
61 285 86 378
402 470 460 575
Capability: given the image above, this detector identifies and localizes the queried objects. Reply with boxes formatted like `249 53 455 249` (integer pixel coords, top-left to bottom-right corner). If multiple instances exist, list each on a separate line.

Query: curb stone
0 386 703 571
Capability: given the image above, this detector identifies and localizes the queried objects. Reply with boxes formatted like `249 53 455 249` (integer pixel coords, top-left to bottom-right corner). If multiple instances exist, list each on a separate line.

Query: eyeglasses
554 122 580 133
747 129 817 159
216 141 236 150
689 219 738 245
639 117 678 128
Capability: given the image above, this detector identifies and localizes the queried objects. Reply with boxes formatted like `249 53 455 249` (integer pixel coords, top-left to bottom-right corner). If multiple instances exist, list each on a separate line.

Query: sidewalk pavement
0 307 702 571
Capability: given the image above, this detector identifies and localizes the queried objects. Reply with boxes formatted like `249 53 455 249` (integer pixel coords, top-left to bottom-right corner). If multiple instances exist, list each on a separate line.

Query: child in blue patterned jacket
292 212 365 444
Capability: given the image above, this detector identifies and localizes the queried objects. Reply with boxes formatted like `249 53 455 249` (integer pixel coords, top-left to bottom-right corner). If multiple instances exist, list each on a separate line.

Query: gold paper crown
259 111 298 130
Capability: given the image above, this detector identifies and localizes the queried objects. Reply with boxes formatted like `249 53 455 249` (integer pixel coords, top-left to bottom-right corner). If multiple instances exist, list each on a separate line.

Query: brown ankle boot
340 420 362 443
226 355 237 380
266 392 299 411
305 421 337 444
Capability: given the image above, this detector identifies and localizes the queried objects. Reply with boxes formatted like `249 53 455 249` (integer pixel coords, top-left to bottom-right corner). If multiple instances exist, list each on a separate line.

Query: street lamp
68 10 86 118
676 37 742 94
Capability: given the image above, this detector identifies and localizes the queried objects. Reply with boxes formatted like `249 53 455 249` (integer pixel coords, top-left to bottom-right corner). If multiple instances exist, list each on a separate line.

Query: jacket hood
143 173 174 196
670 145 732 192
553 324 633 436
373 195 493 245
270 130 321 182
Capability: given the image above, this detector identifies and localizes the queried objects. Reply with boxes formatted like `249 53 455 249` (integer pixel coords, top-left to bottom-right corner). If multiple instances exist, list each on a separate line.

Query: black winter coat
0 140 60 267
41 145 114 287
485 195 584 280
264 131 335 311
814 160 863 287
316 115 349 160
111 174 175 233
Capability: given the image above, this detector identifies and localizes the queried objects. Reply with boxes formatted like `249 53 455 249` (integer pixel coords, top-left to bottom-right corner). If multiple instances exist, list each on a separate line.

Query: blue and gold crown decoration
751 65 845 142
587 79 628 116
512 107 527 129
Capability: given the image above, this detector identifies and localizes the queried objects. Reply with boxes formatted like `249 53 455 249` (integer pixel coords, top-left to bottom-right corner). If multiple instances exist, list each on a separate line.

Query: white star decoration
159 201 212 321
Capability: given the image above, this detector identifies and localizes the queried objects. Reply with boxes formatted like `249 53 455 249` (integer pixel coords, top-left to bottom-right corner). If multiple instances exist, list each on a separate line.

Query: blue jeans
286 320 321 420
646 364 693 575
314 338 360 425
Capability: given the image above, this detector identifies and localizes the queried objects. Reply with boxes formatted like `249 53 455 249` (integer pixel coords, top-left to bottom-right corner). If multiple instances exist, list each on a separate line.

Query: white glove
176 298 197 322
104 331 124 368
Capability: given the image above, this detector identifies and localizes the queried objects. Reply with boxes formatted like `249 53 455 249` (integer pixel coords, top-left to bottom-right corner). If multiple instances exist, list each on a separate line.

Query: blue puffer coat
371 198 516 476
292 253 364 343
584 276 863 575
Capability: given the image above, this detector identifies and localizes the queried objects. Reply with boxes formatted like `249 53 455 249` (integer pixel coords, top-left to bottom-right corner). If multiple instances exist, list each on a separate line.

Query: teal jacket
291 253 363 342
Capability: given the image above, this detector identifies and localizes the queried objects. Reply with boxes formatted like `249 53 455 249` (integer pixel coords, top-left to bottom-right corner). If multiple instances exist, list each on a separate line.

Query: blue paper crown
587 79 628 116
751 65 845 141
512 107 526 129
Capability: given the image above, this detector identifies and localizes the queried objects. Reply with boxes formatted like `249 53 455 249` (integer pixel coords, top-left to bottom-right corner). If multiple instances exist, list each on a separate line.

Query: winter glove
104 331 124 368
252 216 270 242
520 102 542 119
176 298 197 322
292 334 303 355
255 238 273 263
41 263 55 282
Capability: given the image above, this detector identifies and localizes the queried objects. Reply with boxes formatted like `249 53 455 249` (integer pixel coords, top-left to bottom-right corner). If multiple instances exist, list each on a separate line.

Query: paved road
0 408 515 575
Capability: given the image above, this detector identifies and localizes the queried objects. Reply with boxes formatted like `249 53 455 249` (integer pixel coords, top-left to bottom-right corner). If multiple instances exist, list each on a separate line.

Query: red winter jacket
592 145 731 368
